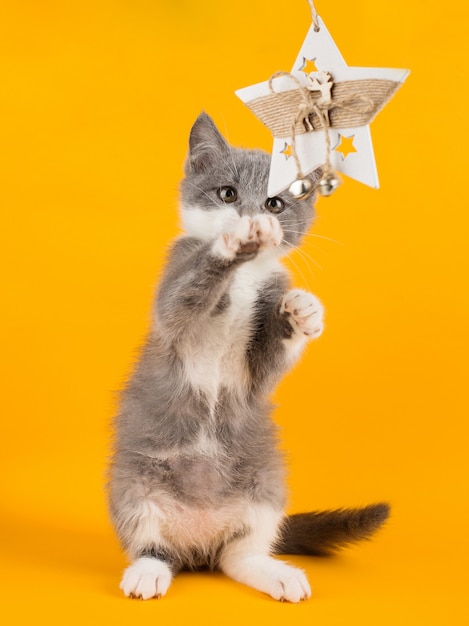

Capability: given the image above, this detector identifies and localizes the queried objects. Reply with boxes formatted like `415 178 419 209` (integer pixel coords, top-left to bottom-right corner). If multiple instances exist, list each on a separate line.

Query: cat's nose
239 205 261 218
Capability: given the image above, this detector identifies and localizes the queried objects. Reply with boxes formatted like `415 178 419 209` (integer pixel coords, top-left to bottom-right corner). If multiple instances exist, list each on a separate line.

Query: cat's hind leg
120 555 173 600
218 504 311 603
113 498 176 600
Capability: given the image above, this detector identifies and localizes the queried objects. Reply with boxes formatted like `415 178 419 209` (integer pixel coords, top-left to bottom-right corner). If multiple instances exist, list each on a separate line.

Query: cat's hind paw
120 557 172 600
261 559 311 603
223 555 311 603
281 289 324 339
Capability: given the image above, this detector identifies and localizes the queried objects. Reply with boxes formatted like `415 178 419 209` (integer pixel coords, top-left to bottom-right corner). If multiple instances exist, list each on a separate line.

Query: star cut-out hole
299 57 319 74
334 134 357 159
281 142 293 160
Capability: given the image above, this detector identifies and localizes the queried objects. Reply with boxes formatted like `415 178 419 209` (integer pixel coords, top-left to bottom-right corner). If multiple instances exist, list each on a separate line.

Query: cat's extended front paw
251 214 283 250
212 215 283 262
281 289 324 338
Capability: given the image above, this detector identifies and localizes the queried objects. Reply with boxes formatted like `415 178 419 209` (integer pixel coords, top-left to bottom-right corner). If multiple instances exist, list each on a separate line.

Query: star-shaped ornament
236 16 409 197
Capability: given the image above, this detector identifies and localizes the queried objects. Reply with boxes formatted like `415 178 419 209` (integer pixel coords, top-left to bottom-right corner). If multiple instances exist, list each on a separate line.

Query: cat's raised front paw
120 557 172 600
281 289 324 338
212 215 283 262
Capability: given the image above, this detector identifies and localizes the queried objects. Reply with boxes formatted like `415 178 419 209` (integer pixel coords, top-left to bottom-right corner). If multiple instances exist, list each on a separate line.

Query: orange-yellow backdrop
1 1 468 624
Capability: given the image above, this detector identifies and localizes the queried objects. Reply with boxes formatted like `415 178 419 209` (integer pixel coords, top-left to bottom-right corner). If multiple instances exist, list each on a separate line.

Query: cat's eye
218 186 238 203
265 197 285 214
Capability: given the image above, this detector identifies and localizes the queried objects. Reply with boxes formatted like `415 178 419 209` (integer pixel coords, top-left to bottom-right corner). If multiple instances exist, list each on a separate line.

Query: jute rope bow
268 71 376 181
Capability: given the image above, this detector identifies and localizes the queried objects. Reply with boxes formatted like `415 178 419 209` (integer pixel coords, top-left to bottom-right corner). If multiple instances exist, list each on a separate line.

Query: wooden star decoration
236 16 409 196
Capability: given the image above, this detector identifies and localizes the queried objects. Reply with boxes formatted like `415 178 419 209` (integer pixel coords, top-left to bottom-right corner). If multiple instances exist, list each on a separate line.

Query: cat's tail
274 503 390 556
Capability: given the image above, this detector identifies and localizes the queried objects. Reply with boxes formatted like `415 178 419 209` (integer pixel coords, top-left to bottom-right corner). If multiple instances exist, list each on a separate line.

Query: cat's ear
185 113 230 174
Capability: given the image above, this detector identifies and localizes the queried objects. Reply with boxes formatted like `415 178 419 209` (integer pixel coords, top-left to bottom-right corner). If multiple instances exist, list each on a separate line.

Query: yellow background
1 1 468 624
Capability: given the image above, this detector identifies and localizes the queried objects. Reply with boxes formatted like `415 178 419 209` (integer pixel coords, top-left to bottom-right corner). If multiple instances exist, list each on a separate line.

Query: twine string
269 72 374 183
311 103 332 174
268 72 308 177
307 0 320 32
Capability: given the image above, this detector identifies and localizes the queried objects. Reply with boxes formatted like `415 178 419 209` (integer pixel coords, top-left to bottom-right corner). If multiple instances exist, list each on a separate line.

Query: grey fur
107 113 389 597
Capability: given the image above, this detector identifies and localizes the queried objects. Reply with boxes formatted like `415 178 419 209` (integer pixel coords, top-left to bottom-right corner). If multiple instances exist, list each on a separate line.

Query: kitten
107 113 389 603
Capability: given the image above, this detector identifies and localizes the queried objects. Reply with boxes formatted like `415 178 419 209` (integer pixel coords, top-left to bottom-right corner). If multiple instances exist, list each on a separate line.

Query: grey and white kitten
108 113 389 603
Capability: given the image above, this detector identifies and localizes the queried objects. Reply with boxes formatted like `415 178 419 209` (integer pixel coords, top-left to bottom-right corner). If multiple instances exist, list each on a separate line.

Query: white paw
120 557 172 600
251 214 283 249
228 556 311 603
262 559 311 603
281 289 324 338
212 214 283 261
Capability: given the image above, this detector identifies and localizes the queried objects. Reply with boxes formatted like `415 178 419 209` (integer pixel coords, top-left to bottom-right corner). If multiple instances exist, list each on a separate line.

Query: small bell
317 171 341 197
289 178 313 200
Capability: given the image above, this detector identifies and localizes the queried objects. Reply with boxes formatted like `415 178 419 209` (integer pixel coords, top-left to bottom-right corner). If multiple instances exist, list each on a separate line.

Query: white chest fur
180 252 282 406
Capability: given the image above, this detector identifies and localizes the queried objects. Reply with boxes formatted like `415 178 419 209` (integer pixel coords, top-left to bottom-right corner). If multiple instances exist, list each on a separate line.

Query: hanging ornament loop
307 0 320 32
268 72 308 181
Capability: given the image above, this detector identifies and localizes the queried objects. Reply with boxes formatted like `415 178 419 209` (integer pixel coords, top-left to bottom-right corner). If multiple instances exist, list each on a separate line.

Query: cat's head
180 113 320 252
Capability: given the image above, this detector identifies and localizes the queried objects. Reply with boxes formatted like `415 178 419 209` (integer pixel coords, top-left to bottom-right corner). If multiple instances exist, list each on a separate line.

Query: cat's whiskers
280 209 343 247
282 230 324 278
281 224 326 252
280 243 316 288
308 232 344 246
293 246 324 272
